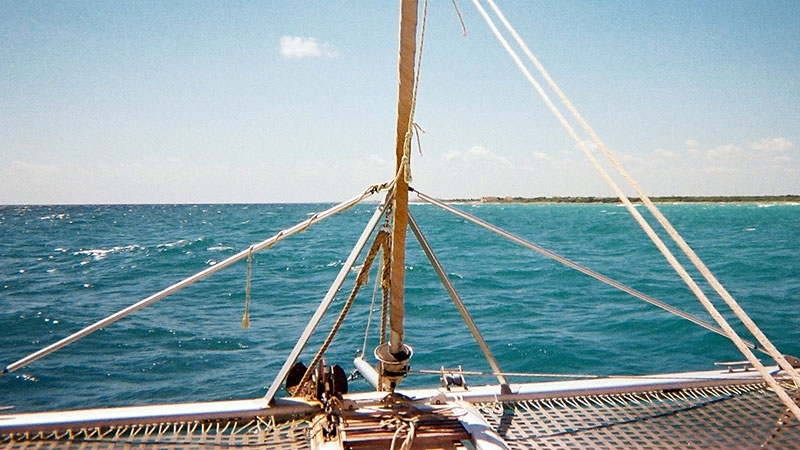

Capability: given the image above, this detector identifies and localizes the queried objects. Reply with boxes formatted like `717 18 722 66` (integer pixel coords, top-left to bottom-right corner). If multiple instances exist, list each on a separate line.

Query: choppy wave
0 203 798 413
74 245 142 261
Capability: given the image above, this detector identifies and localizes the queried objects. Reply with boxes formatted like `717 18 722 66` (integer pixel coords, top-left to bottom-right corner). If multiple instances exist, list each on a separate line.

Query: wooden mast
389 0 418 356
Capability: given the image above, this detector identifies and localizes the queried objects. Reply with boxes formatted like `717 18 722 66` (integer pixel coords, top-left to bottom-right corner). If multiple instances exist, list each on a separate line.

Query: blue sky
2 1 798 203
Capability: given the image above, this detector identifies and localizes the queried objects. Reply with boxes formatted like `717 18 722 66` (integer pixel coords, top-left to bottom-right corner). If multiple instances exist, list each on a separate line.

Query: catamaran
2 1 799 448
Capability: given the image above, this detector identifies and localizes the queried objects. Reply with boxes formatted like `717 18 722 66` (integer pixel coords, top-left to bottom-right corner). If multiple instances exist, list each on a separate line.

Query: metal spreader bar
4 185 386 375
263 194 390 406
413 189 762 353
408 212 510 392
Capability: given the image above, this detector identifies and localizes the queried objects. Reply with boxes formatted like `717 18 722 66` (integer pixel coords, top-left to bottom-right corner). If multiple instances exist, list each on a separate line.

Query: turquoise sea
1 202 799 413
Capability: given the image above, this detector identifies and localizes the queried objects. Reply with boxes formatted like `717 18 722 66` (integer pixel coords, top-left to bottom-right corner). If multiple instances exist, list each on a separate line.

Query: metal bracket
715 360 759 373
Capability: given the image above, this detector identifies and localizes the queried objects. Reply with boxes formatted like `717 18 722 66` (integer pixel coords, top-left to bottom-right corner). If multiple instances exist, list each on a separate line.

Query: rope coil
385 416 418 450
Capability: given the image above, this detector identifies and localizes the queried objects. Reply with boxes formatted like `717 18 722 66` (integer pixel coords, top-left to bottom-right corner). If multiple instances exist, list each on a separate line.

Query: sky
1 1 799 204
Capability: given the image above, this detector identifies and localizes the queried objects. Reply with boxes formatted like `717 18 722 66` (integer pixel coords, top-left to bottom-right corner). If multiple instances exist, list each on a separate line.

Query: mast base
374 343 413 391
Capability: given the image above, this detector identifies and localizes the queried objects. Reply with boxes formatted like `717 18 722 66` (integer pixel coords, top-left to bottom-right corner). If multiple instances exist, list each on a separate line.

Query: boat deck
3 370 798 449
474 381 799 449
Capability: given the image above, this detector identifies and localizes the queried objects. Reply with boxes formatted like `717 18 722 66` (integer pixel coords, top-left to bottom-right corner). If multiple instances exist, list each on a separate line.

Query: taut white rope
483 0 800 390
471 0 800 420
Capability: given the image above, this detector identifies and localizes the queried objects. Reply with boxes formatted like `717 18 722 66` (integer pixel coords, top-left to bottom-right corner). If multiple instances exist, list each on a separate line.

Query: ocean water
1 202 799 413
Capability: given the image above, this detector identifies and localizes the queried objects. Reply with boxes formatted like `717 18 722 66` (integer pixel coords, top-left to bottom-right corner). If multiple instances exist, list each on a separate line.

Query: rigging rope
482 0 800 390
361 257 383 358
242 246 254 329
411 122 425 156
387 416 418 450
380 213 393 347
292 230 391 396
263 196 391 405
450 0 468 36
380 233 392 347
471 0 800 420
376 200 394 348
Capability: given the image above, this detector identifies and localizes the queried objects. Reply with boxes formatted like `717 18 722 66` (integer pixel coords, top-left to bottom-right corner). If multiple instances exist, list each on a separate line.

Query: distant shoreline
445 195 800 204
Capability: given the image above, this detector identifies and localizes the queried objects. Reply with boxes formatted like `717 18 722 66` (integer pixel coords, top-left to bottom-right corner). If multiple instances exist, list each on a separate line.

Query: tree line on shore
447 195 800 204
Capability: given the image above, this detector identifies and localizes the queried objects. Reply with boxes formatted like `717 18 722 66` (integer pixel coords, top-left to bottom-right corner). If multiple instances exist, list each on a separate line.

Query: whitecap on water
157 239 187 249
39 213 67 220
73 244 141 260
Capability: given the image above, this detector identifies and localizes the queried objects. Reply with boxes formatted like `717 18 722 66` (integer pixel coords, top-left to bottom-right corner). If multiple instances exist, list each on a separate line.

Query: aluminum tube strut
353 357 380 389
3 187 384 375
413 190 763 353
263 196 390 406
457 401 511 450
408 212 510 392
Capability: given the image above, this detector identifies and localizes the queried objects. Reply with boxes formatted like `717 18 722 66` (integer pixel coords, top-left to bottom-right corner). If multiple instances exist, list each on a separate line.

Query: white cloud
653 148 678 159
531 151 555 162
575 139 599 153
368 154 389 167
437 146 510 166
9 160 60 176
707 144 741 159
279 36 339 59
747 137 793 152
352 153 391 172
620 152 644 164
462 146 510 165
1 158 280 204
442 150 461 161
685 139 700 149
771 155 794 163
